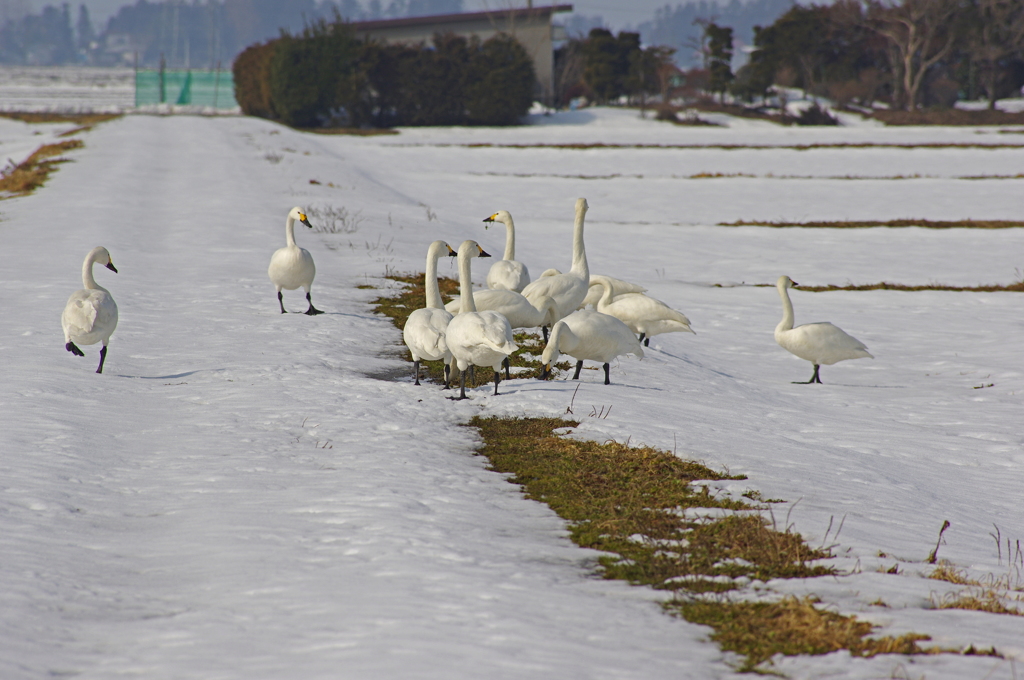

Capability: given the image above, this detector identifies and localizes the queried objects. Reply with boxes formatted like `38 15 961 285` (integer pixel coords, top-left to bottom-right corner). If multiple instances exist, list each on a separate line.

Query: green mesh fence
135 70 238 108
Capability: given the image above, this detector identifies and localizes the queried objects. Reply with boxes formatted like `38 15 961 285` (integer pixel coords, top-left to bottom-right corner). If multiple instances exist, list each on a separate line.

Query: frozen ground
1 107 1023 679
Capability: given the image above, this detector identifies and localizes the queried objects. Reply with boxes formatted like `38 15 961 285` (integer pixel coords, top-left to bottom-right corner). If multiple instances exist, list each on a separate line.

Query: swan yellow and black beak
478 246 491 258
299 212 313 229
105 259 118 273
447 245 457 257
540 362 551 380
483 213 498 226
791 280 800 288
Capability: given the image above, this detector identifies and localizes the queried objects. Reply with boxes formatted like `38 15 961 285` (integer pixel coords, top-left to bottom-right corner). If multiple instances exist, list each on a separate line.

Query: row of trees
233 19 535 128
0 0 466 67
737 0 1024 111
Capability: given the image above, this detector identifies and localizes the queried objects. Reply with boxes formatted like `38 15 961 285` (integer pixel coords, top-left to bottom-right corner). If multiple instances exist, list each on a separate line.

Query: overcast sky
30 0 668 33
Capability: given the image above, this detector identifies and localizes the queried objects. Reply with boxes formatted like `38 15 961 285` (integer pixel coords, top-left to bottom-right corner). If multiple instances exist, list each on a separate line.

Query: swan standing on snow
268 206 323 315
62 246 118 374
483 210 531 293
520 197 590 331
775 275 873 384
541 309 643 385
403 241 457 386
446 240 518 399
592 277 694 346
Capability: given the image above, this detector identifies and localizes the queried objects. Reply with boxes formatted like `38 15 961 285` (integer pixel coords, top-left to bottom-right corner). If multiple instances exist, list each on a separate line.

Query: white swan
483 210 531 293
541 310 643 385
579 274 648 310
62 246 118 374
520 198 590 328
446 240 518 399
268 206 322 315
403 240 457 386
444 289 558 335
592 277 694 346
775 275 873 384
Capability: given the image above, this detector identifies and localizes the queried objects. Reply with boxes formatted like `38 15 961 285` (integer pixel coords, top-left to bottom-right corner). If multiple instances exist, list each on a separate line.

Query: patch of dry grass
0 112 120 127
302 127 399 136
721 219 1024 229
676 596 938 672
750 281 1024 293
421 141 1024 151
0 139 83 199
929 561 1024 616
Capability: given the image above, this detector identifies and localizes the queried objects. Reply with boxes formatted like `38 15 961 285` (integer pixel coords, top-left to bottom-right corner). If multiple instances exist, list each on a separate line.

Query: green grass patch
411 141 1024 151
369 274 569 386
469 416 948 671
676 597 937 672
0 139 83 200
721 219 1024 229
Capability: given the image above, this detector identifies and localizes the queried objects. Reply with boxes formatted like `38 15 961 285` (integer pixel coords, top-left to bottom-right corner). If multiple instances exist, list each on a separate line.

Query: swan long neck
502 216 516 261
777 282 795 332
569 200 589 280
457 248 477 314
82 253 99 290
424 242 444 310
596 279 614 309
553 322 577 353
285 214 297 247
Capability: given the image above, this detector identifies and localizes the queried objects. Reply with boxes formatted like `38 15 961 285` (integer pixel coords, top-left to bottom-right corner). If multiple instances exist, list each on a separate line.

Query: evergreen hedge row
233 20 536 128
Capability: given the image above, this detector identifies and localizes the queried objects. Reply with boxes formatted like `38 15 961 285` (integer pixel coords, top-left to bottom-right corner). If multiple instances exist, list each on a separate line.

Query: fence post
159 53 166 103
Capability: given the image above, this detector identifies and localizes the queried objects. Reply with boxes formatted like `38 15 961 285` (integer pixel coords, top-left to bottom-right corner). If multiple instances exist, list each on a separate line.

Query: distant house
351 4 573 105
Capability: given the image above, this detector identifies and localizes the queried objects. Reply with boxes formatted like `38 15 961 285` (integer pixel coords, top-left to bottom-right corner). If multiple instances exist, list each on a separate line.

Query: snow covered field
1 108 1023 679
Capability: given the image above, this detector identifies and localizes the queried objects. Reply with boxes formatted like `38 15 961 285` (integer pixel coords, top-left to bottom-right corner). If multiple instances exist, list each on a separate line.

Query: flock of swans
60 201 872 386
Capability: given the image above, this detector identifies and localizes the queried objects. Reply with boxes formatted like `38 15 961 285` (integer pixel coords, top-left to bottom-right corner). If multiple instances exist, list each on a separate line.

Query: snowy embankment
1 109 1023 679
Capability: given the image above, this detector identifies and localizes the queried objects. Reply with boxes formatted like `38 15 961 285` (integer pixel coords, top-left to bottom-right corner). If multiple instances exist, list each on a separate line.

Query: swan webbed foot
792 365 823 384
304 292 323 315
96 346 107 374
603 363 610 385
66 341 85 357
277 291 287 314
572 360 584 380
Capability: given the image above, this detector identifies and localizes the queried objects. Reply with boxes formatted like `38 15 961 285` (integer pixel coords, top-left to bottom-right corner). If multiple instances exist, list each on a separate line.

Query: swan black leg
573 360 584 380
503 356 511 381
644 337 650 347
603 362 610 385
66 341 84 357
638 332 645 344
793 364 822 384
413 360 421 386
304 292 323 316
469 365 476 383
456 370 468 399
443 362 451 389
493 371 501 395
542 326 549 343
277 291 287 314
96 345 108 374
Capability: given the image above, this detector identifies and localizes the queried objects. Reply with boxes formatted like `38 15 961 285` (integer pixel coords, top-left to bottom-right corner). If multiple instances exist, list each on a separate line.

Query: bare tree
967 0 1024 109
865 0 959 110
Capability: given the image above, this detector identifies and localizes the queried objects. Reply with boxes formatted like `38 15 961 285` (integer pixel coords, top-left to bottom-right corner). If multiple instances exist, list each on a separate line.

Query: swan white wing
447 312 518 370
781 322 873 365
521 272 588 320
62 289 118 345
564 310 644 363
403 307 453 362
598 293 693 335
486 260 531 293
447 289 544 328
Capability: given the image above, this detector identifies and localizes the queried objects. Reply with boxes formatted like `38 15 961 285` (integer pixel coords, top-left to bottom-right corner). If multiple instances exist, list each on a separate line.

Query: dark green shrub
465 34 536 125
796 102 838 126
233 40 278 119
268 18 360 128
